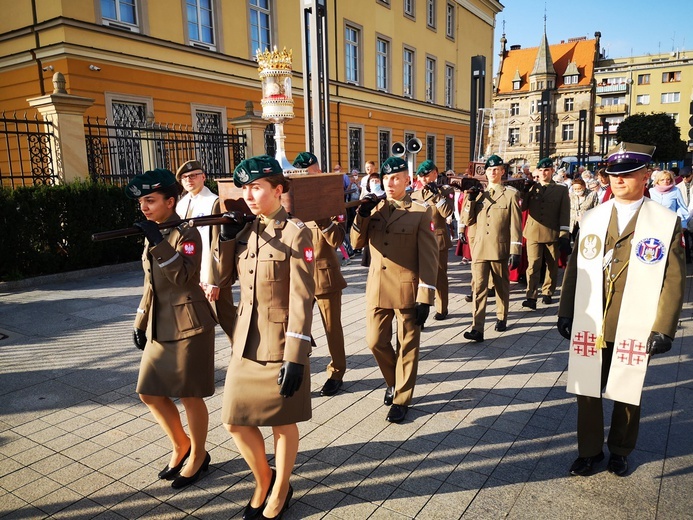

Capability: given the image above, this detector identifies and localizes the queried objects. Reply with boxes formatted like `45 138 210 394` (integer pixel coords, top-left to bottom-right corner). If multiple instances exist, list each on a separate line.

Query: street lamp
601 119 610 155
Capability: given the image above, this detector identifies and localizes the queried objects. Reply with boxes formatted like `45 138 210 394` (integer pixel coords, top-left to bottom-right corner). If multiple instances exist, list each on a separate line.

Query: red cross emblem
572 331 597 357
615 339 647 366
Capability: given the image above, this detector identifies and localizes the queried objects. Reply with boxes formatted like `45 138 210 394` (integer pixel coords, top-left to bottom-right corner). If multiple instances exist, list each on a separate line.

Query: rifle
91 213 256 242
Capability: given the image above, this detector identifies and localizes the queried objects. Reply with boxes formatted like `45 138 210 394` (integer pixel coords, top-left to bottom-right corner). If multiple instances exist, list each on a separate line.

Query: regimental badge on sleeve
681 233 686 248
337 214 346 222
304 247 314 263
430 221 435 232
182 242 196 256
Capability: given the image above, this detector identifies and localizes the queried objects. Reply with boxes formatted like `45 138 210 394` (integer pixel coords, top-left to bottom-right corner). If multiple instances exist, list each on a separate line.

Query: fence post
27 72 94 183
229 101 267 157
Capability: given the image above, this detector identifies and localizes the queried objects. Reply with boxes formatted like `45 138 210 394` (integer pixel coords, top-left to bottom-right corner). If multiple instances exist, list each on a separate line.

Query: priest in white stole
557 142 685 478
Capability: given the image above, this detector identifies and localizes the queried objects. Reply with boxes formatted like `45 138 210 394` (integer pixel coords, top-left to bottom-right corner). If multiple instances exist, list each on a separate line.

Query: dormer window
512 69 521 90
563 61 580 85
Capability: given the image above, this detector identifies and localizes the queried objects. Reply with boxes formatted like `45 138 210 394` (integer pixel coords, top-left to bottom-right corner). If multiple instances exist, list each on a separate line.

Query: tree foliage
615 113 687 162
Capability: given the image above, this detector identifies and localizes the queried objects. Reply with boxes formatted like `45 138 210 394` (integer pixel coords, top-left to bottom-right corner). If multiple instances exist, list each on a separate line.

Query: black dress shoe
607 454 629 477
542 295 553 304
434 311 449 320
158 446 191 480
522 298 537 310
386 404 408 423
463 329 484 342
243 469 276 520
495 320 507 332
320 378 343 397
260 484 293 520
171 452 210 489
464 294 473 302
569 451 604 476
488 288 496 298
384 386 395 406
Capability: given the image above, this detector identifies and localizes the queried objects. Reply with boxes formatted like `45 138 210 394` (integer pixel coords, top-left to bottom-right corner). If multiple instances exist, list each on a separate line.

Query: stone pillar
27 72 94 183
229 101 268 158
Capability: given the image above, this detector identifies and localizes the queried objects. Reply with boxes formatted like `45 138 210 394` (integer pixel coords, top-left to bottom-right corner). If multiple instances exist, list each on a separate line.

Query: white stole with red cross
567 199 674 405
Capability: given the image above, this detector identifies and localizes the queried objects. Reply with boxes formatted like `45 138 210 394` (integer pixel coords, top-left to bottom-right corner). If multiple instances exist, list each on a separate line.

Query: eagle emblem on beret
128 185 141 196
383 164 392 174
237 168 249 183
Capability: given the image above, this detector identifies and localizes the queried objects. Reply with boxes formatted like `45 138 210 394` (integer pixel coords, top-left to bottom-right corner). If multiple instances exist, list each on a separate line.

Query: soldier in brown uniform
522 157 571 309
215 155 315 519
461 155 522 342
293 152 348 396
412 159 455 320
558 143 685 477
351 156 438 423
127 169 217 490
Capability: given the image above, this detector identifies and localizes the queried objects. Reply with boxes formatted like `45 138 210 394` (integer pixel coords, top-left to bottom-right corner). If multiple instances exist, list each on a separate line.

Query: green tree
615 113 687 162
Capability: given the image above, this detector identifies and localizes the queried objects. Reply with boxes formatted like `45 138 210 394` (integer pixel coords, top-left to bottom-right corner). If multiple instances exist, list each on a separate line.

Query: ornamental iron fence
0 112 57 189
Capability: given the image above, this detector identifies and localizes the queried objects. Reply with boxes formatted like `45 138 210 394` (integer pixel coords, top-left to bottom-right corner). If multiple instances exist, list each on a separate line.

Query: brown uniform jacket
559 203 685 341
462 185 522 261
412 185 455 250
134 215 218 342
216 208 315 365
350 195 438 308
307 216 347 296
523 181 571 243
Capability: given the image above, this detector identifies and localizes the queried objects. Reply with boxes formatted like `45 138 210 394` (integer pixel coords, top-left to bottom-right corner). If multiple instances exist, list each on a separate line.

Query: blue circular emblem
635 237 666 264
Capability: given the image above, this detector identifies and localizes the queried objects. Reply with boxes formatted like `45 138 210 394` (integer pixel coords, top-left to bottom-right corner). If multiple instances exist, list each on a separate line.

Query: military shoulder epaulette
506 185 518 193
288 218 306 229
412 200 430 208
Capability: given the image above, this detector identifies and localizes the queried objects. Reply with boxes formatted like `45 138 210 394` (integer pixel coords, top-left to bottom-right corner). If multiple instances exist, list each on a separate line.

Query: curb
0 261 140 293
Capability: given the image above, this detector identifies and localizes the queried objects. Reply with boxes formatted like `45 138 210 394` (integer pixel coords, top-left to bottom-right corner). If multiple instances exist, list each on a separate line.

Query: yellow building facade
0 0 503 180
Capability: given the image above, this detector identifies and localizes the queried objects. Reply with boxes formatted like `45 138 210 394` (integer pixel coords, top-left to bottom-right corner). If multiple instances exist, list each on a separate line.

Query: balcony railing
596 83 628 94
596 103 628 115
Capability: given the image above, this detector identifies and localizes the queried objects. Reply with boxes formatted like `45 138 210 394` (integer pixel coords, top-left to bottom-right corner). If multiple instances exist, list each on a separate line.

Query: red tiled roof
497 38 597 94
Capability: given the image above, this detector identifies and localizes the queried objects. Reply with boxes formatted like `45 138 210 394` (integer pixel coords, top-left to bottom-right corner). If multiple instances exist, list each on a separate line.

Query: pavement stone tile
50 497 109 519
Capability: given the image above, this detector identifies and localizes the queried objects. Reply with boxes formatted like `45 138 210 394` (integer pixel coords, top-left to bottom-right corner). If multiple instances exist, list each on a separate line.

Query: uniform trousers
315 291 346 380
471 260 509 331
435 248 448 315
366 306 419 406
576 342 641 457
526 240 559 299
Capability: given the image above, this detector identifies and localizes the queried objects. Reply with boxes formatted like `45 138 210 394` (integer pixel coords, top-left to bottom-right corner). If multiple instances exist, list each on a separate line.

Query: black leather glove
414 303 430 326
220 211 246 240
559 236 572 255
357 193 380 217
522 179 536 193
133 328 147 350
557 317 572 340
425 182 439 195
277 361 304 397
508 254 521 271
133 220 164 246
646 331 672 356
467 187 481 201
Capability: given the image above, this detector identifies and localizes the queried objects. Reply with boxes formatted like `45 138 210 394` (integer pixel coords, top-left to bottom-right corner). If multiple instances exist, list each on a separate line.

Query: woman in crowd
569 178 598 239
126 168 217 490
216 155 315 520
650 169 689 226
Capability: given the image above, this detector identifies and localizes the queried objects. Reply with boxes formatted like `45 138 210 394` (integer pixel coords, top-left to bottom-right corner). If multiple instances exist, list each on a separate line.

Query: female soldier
216 155 315 520
126 168 217 490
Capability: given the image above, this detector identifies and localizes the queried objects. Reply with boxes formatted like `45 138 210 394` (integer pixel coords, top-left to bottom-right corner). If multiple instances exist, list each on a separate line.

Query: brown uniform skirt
221 355 311 426
136 328 215 398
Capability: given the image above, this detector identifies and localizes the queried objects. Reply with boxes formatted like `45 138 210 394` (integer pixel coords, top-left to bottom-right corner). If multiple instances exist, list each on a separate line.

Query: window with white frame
187 0 215 49
444 64 454 107
101 0 139 31
348 126 364 173
564 98 574 111
508 127 519 145
563 75 578 85
661 92 680 103
378 130 391 166
445 136 453 171
510 102 519 116
530 100 537 114
445 2 454 38
426 0 436 28
636 94 650 105
376 37 390 92
403 47 415 98
404 0 415 18
404 132 416 146
345 24 361 84
562 123 574 141
425 56 436 103
249 0 271 54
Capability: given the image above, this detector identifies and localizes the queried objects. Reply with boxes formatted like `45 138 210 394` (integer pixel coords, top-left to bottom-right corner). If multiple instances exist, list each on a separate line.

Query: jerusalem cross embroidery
615 339 647 366
572 331 597 357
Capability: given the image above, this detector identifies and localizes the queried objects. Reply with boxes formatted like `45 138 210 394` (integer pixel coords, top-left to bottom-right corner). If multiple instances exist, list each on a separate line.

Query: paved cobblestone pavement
0 251 691 519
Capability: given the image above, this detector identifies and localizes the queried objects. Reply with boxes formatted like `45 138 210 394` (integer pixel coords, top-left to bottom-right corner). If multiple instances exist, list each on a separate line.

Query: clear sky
493 0 693 71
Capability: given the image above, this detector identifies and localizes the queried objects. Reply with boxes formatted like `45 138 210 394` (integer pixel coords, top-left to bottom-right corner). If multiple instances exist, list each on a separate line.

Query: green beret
484 155 504 169
380 156 408 180
292 151 318 169
234 155 283 187
416 159 436 176
175 160 203 181
125 168 177 199
537 157 554 169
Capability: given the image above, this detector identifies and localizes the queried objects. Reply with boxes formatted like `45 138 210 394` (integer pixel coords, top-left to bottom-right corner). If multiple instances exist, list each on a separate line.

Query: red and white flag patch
681 233 686 248
430 221 435 232
304 247 314 263
182 242 196 256
337 214 346 222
